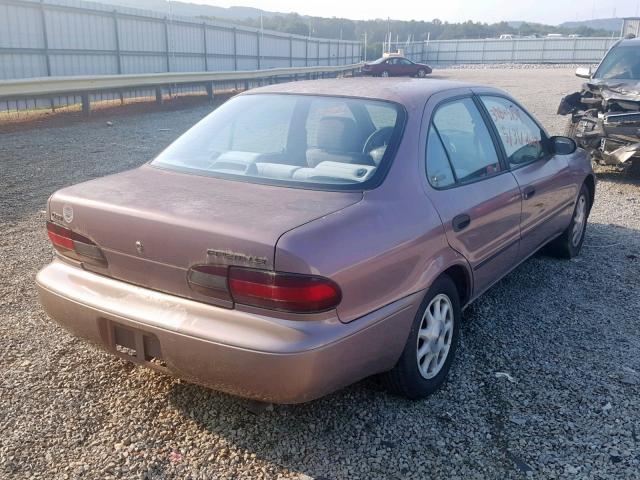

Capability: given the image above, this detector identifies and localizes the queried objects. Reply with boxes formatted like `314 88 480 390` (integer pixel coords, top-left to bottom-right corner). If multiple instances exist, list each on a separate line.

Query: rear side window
431 98 501 184
480 96 547 167
425 126 455 188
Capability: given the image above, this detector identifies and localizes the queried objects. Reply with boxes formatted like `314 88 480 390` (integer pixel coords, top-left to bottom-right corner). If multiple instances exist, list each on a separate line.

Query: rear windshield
152 93 405 190
595 45 640 80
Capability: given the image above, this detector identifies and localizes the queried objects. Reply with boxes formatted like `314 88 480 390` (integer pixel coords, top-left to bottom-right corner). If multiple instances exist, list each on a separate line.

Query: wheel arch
583 174 596 212
441 263 472 307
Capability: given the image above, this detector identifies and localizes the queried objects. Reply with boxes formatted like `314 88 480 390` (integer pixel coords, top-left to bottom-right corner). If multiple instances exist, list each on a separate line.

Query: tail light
46 221 107 267
187 264 232 302
187 265 342 314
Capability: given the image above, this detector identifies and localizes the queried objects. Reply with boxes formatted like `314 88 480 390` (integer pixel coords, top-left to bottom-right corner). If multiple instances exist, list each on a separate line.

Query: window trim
475 93 553 171
425 94 511 191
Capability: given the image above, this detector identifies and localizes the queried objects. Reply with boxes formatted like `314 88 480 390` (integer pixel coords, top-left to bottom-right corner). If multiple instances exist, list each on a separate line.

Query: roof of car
243 77 480 108
618 37 640 46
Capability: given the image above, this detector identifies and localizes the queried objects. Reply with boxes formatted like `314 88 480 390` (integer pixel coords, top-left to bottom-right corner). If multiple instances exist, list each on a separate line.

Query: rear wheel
381 275 460 399
546 183 590 259
381 70 390 78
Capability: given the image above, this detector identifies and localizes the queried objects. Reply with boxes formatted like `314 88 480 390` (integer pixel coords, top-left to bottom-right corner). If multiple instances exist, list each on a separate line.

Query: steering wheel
363 127 394 154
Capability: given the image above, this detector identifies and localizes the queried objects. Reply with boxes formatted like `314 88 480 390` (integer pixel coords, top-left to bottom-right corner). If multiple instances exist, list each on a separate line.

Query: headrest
315 116 360 152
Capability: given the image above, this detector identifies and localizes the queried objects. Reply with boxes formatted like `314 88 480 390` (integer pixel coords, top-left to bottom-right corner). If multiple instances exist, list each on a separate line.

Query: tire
381 70 390 77
381 275 461 400
417 69 427 78
546 183 590 259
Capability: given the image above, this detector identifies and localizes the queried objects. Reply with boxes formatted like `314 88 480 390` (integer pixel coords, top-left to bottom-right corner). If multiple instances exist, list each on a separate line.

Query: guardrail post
155 87 163 105
81 94 90 116
205 82 214 103
541 37 546 63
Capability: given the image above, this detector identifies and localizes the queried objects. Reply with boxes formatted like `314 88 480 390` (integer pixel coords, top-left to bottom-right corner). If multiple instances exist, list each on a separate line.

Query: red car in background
362 56 432 77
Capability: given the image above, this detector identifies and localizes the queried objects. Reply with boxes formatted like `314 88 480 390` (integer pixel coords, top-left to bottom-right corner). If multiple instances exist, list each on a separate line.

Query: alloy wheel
572 194 587 247
416 294 454 379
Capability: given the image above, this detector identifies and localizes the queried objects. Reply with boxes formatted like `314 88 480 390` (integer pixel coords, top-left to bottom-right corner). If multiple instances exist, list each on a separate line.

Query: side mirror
575 66 592 79
551 136 577 155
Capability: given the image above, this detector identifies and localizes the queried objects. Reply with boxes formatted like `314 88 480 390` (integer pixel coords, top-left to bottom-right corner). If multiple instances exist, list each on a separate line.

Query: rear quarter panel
275 100 471 323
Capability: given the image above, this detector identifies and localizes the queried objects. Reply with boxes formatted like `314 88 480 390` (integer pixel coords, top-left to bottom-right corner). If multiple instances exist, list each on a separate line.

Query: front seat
306 116 374 168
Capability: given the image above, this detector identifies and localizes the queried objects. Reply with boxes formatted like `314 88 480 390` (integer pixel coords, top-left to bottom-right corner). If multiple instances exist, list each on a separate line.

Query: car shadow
594 166 640 186
165 220 640 478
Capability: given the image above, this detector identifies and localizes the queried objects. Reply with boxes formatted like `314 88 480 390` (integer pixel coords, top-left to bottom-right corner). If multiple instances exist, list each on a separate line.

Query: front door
422 94 522 297
477 95 577 260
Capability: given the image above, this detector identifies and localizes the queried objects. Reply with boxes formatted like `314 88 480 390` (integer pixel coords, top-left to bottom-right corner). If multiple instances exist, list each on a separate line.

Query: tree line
196 13 614 59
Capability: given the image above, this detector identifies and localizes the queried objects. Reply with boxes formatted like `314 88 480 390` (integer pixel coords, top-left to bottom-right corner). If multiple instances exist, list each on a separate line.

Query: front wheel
381 275 461 399
381 70 390 77
546 183 590 259
417 69 427 78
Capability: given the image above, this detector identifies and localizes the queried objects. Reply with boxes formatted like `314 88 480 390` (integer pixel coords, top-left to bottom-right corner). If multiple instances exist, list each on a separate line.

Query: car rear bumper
36 260 420 403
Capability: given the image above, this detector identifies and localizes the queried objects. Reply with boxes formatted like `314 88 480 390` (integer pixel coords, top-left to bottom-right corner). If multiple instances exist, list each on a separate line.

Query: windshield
594 45 640 80
369 57 386 64
152 94 404 190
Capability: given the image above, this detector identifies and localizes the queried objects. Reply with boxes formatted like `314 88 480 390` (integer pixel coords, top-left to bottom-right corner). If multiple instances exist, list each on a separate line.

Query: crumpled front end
558 80 640 168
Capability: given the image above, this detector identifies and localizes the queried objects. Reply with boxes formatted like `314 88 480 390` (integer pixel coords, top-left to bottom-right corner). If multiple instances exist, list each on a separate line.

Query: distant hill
560 18 623 33
97 0 285 20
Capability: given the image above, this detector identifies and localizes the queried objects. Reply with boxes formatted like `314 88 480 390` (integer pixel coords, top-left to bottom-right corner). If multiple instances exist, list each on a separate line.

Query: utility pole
387 17 390 53
363 32 367 61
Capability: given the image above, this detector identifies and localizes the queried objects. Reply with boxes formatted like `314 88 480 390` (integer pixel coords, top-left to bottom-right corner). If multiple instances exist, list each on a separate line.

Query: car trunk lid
48 165 362 307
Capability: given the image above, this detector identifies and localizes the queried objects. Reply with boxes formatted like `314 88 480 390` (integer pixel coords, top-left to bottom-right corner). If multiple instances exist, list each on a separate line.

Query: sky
194 0 640 24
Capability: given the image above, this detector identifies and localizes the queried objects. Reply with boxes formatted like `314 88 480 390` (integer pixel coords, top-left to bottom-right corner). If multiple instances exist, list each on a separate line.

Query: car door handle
523 186 536 200
452 214 471 232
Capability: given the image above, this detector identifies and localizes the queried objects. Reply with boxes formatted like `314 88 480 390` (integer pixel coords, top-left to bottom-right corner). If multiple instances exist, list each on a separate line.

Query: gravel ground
1 68 639 479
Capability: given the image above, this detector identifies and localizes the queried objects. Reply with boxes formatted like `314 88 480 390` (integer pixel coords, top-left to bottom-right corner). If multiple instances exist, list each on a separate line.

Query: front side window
481 96 547 167
152 94 404 190
431 98 501 184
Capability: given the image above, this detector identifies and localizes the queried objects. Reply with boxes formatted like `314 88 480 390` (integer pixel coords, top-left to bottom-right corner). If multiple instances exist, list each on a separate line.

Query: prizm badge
62 204 74 223
207 249 268 266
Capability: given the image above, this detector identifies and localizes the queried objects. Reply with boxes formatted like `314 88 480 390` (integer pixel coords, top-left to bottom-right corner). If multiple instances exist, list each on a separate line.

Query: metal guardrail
0 63 362 114
0 64 363 99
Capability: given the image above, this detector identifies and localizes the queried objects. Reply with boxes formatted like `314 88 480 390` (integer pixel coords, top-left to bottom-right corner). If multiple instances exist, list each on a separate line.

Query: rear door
477 94 576 260
422 93 522 297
